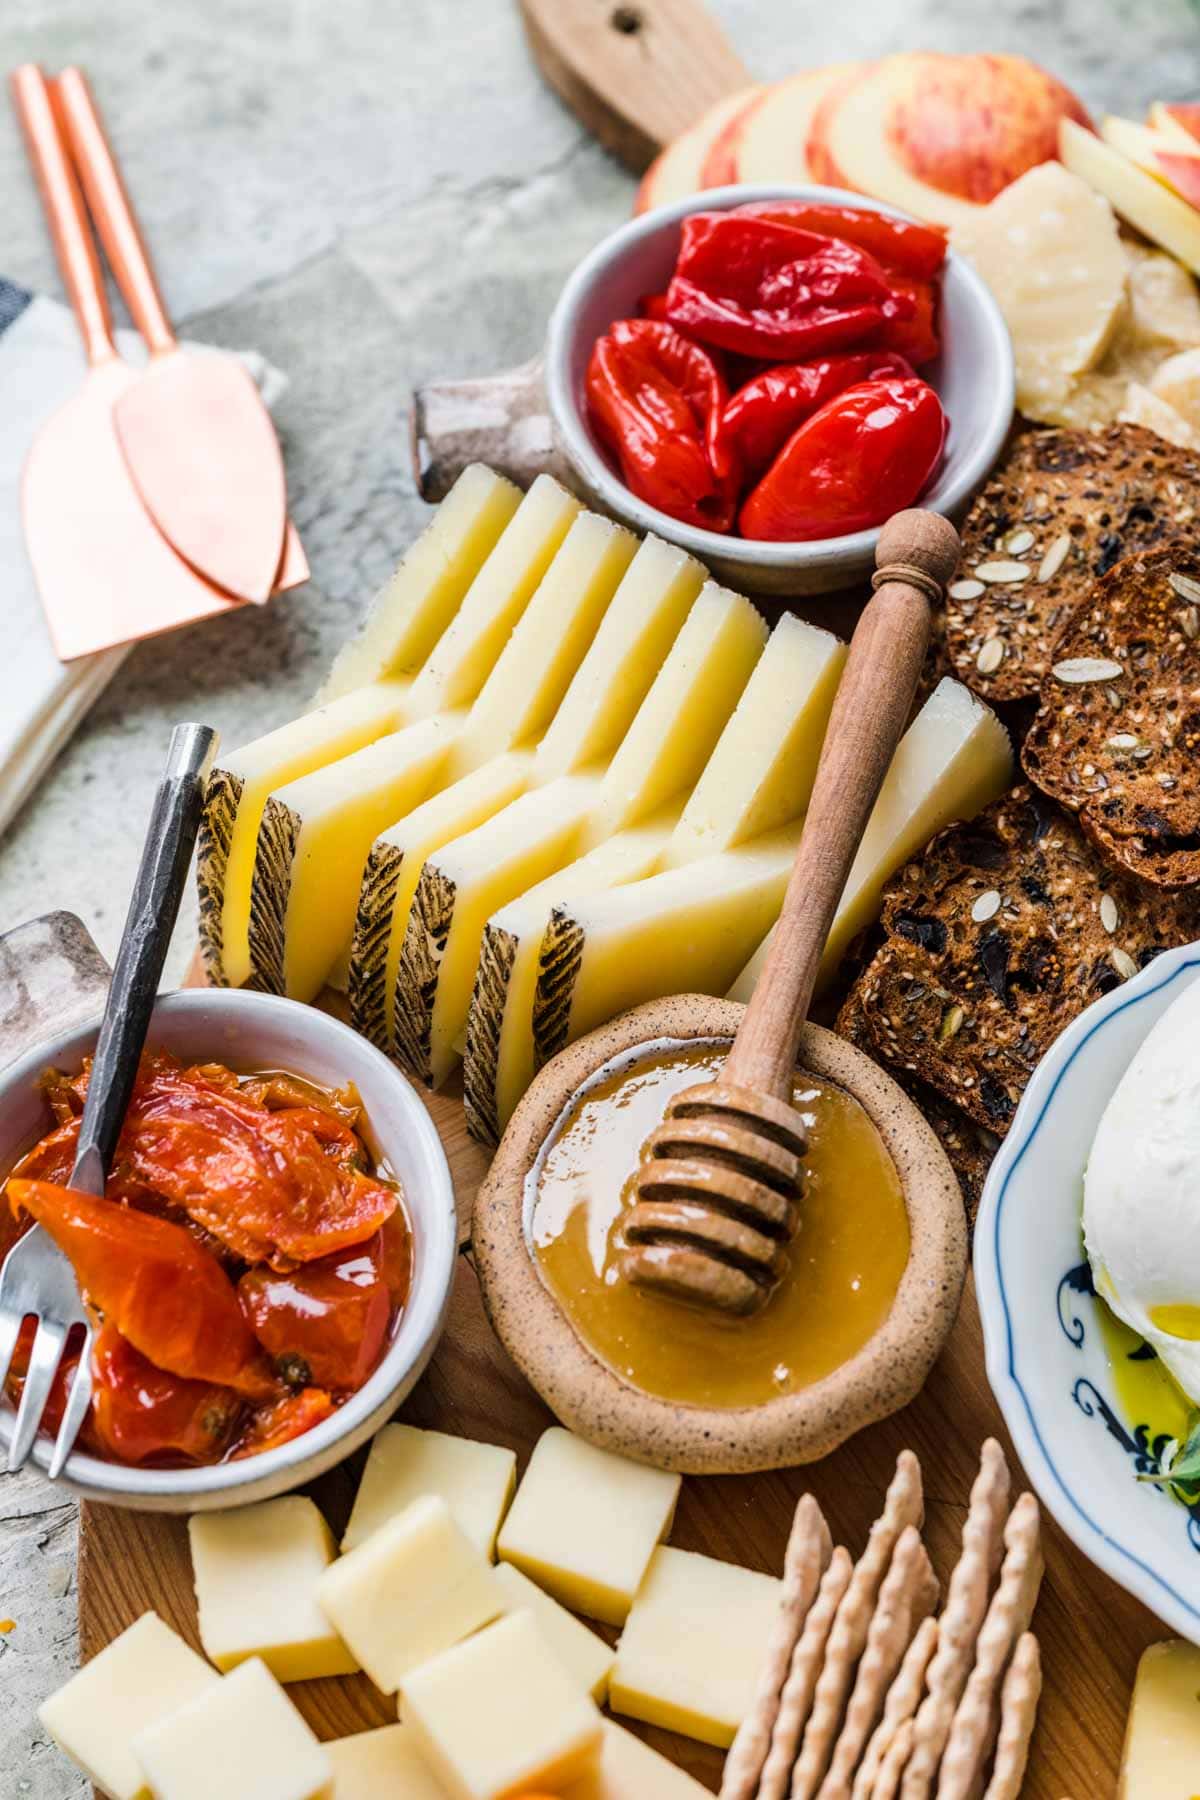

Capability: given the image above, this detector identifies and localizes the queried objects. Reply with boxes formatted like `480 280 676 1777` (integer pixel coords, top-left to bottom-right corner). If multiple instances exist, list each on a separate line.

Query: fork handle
71 724 218 1195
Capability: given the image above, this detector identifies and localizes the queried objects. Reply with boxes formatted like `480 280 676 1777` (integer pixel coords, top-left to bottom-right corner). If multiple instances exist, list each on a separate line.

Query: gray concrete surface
1 1 1198 1792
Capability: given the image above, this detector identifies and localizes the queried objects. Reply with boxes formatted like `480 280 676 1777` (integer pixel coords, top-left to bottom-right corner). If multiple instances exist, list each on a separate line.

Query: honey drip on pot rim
529 1043 909 1410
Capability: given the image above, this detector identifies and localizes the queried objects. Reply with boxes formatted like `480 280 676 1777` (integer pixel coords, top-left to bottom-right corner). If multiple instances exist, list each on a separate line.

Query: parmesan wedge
317 463 520 704
728 679 1012 1002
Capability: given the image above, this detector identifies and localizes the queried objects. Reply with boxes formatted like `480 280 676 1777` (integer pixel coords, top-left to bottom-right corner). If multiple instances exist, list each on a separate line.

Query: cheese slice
728 678 1012 1003
349 753 531 1051
342 1422 517 1557
1062 116 1200 275
246 717 452 999
950 160 1129 420
325 1725 447 1800
1118 1639 1200 1797
198 681 409 989
491 1561 616 1703
317 464 520 704
406 473 579 718
663 613 845 866
132 1658 332 1800
538 828 802 1066
564 1720 713 1799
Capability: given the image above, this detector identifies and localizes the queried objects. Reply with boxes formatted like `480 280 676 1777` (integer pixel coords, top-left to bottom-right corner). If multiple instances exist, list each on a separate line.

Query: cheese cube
1119 1639 1200 1796
496 1427 680 1626
326 1724 448 1798
610 1545 780 1748
132 1657 332 1800
38 1612 218 1800
317 1494 503 1694
189 1496 358 1682
563 1720 713 1798
342 1423 517 1557
400 1611 603 1800
492 1559 616 1701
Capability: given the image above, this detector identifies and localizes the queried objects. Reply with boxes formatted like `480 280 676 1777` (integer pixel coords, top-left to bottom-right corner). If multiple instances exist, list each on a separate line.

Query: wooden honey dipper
619 508 962 1316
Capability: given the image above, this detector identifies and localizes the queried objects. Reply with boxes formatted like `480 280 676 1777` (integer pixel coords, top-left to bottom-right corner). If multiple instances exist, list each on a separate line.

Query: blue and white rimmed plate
975 939 1200 1641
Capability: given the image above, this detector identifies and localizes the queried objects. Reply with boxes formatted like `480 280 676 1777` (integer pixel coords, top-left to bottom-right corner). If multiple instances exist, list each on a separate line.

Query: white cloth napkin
0 278 287 839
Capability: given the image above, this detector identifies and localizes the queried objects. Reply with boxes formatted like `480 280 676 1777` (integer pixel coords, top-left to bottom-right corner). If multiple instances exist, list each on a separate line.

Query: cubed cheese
496 1427 680 1626
610 1545 781 1749
189 1496 358 1682
325 1724 447 1798
492 1560 616 1701
317 1494 503 1694
563 1720 713 1798
400 1611 603 1800
132 1657 332 1800
1119 1639 1200 1797
38 1612 218 1800
342 1423 516 1557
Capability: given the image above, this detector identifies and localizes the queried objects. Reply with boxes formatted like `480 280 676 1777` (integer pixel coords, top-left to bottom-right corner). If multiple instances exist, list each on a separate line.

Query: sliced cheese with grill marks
317 463 520 705
198 681 410 988
398 586 765 1089
728 678 1013 1003
406 473 579 719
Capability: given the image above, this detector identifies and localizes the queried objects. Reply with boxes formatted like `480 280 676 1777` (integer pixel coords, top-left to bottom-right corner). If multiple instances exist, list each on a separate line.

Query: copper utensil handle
10 63 115 367
54 66 176 356
724 510 961 1101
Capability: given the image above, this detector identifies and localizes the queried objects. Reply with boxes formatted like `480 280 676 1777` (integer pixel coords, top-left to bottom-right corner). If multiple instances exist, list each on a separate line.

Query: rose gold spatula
53 67 287 605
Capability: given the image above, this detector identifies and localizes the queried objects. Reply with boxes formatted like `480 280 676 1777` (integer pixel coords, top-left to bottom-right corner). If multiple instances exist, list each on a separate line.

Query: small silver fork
0 722 217 1477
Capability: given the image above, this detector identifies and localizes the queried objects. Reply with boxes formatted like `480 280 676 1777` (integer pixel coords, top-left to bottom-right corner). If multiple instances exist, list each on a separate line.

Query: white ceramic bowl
0 988 457 1511
545 183 1015 597
975 942 1200 1641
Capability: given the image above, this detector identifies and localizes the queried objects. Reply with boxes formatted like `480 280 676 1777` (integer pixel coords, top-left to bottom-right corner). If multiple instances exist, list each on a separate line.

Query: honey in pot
528 1040 909 1410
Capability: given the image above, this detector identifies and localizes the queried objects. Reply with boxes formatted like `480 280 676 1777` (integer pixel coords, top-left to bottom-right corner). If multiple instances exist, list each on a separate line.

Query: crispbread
849 786 1200 1131
943 423 1200 703
1022 543 1200 887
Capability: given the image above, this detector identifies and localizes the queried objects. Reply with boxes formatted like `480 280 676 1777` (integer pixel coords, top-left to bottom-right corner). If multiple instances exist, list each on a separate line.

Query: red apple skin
699 89 765 186
1163 103 1200 146
1157 150 1200 211
805 64 876 190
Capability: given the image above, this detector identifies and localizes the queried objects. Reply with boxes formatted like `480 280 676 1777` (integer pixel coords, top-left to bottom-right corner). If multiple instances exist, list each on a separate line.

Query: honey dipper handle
724 509 960 1099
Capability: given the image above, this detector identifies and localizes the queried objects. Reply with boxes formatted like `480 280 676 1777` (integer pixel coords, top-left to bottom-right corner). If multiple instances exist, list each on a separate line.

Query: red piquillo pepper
585 318 739 530
716 350 913 482
238 1231 392 1392
739 377 947 542
731 201 948 280
663 214 912 362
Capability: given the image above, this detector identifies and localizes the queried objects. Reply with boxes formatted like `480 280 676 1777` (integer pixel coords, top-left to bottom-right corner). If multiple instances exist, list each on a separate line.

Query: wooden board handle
725 510 961 1100
519 0 751 170
411 356 572 501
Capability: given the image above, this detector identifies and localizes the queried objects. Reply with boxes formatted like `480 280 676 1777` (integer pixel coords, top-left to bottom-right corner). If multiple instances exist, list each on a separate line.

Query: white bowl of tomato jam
546 183 1015 597
0 988 457 1510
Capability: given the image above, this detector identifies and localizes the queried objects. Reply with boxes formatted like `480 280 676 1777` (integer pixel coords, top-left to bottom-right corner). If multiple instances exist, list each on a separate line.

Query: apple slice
1103 115 1200 208
1157 151 1200 211
1061 116 1200 273
1150 101 1200 151
807 52 1091 227
633 87 762 214
714 63 864 187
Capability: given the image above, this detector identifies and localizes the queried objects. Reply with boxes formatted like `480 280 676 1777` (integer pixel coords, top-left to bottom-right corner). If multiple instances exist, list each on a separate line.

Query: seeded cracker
943 423 1200 703
851 786 1200 1131
759 1550 855 1800
981 1633 1041 1800
852 1617 938 1800
935 1495 1044 1800
789 1453 924 1800
900 1440 1010 1799
818 1526 939 1799
720 1495 833 1800
1022 544 1200 887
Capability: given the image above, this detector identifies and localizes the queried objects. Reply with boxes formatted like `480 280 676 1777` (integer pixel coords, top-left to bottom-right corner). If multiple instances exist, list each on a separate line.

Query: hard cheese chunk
317 1494 503 1693
189 1496 358 1682
326 1724 448 1799
610 1546 780 1749
563 1720 714 1799
729 678 1012 1003
39 1612 218 1800
400 1611 603 1800
492 1559 616 1701
132 1657 332 1800
497 1426 680 1626
342 1422 517 1556
950 160 1129 420
1119 1639 1200 1797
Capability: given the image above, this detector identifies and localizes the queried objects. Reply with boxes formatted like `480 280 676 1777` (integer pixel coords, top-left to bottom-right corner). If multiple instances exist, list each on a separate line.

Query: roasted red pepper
877 273 941 367
585 318 739 530
239 1231 391 1392
731 201 948 280
89 1325 241 1466
232 1387 336 1459
716 351 913 482
663 214 912 362
638 289 672 322
7 1178 276 1399
739 377 947 542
